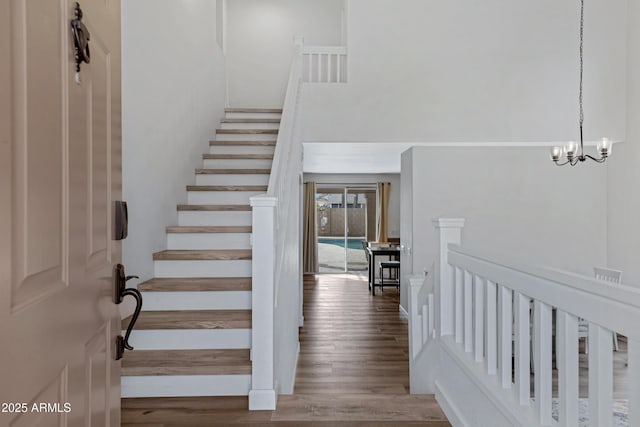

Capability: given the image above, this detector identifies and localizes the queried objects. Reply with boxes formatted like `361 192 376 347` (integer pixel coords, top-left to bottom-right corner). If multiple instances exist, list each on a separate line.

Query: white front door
0 0 122 425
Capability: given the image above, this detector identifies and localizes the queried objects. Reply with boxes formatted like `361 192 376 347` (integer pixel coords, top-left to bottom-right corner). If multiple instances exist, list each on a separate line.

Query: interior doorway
316 185 376 273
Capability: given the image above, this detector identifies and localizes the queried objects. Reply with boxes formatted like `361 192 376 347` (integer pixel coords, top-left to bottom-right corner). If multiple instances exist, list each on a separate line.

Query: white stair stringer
122 109 280 401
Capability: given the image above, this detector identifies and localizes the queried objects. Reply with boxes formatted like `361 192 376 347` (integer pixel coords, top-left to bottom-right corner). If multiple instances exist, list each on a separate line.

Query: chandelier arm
583 154 607 163
553 159 572 166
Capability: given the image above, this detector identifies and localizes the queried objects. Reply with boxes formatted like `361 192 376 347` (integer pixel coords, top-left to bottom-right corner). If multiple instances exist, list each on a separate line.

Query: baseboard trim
435 380 469 427
249 389 276 410
399 304 409 319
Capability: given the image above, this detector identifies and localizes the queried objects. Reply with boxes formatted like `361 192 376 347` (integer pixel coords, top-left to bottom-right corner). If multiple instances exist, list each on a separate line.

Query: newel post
249 195 277 410
432 218 465 337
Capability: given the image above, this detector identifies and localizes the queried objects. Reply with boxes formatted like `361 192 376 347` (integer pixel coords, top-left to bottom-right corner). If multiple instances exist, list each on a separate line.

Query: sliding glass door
316 185 376 273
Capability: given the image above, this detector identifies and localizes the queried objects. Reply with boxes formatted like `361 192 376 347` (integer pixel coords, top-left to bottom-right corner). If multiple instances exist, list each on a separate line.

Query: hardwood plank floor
122 274 451 426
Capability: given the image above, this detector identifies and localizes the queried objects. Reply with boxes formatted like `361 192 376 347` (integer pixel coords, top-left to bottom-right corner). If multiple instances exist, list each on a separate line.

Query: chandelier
550 0 612 166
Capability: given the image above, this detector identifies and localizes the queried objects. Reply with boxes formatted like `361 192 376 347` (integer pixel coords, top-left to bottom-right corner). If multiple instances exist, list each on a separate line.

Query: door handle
70 2 91 84
114 264 142 360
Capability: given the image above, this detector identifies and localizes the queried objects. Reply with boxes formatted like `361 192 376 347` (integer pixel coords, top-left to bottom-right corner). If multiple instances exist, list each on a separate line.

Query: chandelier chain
579 0 584 128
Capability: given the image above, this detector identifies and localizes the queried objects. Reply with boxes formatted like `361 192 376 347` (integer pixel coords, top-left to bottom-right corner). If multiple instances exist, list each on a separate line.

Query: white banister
432 234 640 426
250 35 304 410
302 45 347 83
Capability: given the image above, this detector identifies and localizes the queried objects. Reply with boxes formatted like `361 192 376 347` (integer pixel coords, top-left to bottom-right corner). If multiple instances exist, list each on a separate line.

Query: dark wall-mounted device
115 201 128 240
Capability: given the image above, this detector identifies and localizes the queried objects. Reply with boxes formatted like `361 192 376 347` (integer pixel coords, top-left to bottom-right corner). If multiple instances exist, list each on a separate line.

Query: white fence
409 218 640 426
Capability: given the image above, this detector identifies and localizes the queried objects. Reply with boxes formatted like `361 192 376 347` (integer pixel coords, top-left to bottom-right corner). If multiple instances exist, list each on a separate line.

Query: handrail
422 218 640 427
447 244 640 340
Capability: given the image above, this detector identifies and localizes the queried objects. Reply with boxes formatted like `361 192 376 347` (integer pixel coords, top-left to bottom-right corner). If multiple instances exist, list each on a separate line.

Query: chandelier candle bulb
564 141 579 159
597 137 612 157
550 146 562 161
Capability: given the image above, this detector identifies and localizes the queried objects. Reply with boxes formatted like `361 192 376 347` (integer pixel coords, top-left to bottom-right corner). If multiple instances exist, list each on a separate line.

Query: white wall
122 0 226 280
608 0 640 286
304 173 401 238
302 0 626 144
400 146 608 311
225 0 343 108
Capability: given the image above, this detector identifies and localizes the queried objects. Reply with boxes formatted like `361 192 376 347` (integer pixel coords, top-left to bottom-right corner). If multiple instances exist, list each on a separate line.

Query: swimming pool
318 238 365 250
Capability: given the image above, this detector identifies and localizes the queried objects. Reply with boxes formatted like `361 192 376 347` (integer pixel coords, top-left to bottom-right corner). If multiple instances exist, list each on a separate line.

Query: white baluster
408 275 425 359
514 292 531 406
422 304 428 344
307 54 312 82
499 285 512 389
588 324 613 427
556 310 579 426
317 53 322 83
533 300 552 424
486 280 497 375
327 54 332 83
428 293 435 338
455 267 463 343
474 276 485 362
628 337 640 427
337 54 342 83
464 270 473 353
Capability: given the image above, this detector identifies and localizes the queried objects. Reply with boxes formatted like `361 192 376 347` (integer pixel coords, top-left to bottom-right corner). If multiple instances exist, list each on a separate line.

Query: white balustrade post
408 275 426 359
432 218 465 337
249 195 277 410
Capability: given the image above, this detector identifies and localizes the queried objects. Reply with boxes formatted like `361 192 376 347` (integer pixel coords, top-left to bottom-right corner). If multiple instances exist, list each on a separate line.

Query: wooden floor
122 274 451 426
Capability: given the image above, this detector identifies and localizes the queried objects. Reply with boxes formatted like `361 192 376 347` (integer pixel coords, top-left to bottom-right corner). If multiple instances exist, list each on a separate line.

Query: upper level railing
410 218 640 426
302 45 347 83
248 38 304 411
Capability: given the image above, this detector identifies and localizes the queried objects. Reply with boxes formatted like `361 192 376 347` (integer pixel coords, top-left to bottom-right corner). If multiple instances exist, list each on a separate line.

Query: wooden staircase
121 108 281 398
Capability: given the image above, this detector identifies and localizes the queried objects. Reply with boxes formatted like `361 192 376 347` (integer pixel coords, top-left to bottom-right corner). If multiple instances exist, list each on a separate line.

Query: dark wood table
366 246 400 294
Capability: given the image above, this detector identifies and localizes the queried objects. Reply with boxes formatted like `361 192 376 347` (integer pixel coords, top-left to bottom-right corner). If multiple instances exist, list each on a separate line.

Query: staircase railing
302 45 347 83
410 218 640 426
248 37 304 411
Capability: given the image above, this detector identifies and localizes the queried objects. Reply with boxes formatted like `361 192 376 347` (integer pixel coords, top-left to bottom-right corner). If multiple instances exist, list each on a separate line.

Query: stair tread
204 153 274 160
123 310 252 330
210 140 277 146
195 169 271 175
225 108 282 113
221 118 280 123
166 226 252 233
186 185 267 192
122 349 251 376
138 277 252 292
177 204 251 211
153 249 252 261
216 129 278 134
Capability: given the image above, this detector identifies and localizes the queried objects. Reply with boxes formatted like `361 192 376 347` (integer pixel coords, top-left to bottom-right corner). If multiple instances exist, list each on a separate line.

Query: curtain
376 182 390 243
303 182 318 273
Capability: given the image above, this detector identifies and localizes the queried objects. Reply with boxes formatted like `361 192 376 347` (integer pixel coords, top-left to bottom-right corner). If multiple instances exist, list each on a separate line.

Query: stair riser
225 112 281 119
167 233 251 250
127 329 251 350
141 291 251 311
154 260 252 277
187 191 264 205
214 133 277 141
219 122 279 130
195 174 269 186
178 211 252 226
209 145 275 155
203 159 273 169
121 375 251 398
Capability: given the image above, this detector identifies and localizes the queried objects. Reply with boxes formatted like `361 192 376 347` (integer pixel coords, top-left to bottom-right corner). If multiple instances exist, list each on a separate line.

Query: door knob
114 264 142 360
